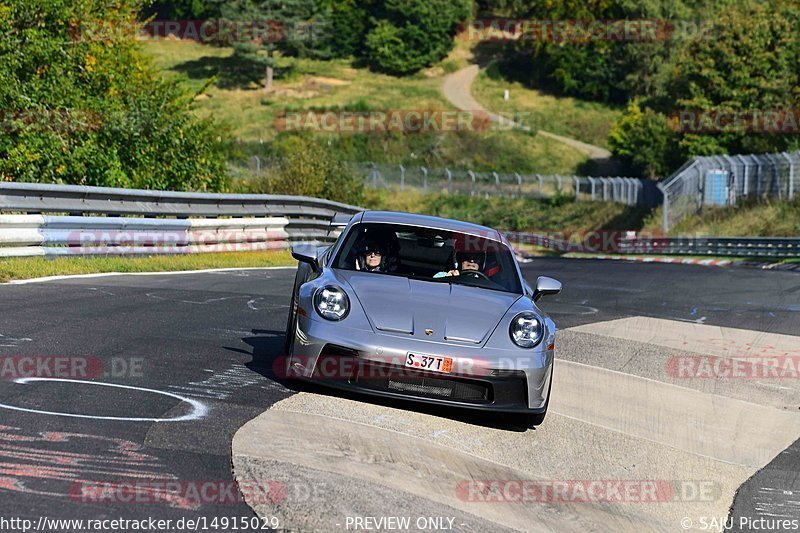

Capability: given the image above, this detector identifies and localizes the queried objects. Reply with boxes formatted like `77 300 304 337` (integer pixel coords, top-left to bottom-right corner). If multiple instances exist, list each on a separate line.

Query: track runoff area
0 257 797 532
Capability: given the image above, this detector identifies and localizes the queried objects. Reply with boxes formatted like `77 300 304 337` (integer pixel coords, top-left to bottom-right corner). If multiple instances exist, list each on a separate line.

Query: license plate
405 353 453 374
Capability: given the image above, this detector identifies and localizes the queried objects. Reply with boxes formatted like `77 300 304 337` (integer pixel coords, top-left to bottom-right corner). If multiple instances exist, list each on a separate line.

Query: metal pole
493 172 500 194
723 154 737 205
515 173 522 196
556 175 562 192
371 162 377 188
537 175 543 192
399 164 405 192
574 177 580 201
446 168 452 194
468 170 476 197
781 152 794 200
422 167 428 193
588 178 596 200
659 183 669 233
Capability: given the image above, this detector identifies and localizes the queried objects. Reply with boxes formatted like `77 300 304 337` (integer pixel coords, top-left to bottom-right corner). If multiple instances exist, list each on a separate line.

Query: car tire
283 272 301 377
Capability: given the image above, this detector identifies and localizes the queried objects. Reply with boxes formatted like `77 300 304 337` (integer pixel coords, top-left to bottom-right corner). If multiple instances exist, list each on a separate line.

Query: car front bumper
287 314 554 413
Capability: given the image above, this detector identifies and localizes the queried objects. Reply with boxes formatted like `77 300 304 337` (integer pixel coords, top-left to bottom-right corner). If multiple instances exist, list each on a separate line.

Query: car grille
353 364 492 403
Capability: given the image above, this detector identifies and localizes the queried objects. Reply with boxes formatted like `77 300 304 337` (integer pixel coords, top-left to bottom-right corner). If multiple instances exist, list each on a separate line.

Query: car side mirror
532 276 561 302
292 245 320 272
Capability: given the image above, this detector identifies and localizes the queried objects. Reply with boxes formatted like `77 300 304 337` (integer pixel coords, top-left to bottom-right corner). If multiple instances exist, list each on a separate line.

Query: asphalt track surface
0 257 798 532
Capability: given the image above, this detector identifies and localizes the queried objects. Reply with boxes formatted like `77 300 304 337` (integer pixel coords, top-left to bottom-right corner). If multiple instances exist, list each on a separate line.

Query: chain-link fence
354 163 658 206
227 157 659 206
658 151 799 232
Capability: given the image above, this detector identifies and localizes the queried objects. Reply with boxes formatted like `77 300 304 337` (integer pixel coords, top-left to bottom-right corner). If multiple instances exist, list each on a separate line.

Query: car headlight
509 312 543 348
314 286 349 321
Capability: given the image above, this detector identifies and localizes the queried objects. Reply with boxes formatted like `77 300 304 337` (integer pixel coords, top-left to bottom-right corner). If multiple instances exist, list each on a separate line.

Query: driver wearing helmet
434 250 486 278
356 241 387 272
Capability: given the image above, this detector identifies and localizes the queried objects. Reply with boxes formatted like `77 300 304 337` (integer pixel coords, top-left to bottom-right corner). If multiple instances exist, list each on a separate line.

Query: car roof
359 211 504 242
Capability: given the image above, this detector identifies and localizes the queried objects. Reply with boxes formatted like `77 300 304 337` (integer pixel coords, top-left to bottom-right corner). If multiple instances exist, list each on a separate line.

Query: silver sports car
283 211 561 427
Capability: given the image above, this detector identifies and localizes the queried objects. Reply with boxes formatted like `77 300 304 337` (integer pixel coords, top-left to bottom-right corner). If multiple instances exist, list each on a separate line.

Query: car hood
339 271 521 345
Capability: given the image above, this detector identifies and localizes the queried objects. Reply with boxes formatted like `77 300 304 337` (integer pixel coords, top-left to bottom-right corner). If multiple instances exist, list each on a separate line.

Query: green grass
643 197 800 237
362 188 651 232
0 250 294 283
142 40 590 174
472 62 621 149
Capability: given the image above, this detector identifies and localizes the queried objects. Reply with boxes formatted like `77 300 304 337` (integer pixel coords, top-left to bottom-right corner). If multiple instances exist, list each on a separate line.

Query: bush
249 136 364 205
364 0 471 76
608 101 681 179
0 0 229 191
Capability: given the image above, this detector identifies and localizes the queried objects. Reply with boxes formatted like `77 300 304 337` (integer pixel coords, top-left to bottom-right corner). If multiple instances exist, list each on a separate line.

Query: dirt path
442 65 613 161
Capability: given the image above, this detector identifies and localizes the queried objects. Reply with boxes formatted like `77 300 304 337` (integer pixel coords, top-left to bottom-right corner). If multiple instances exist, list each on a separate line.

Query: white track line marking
2 266 295 285
0 378 208 422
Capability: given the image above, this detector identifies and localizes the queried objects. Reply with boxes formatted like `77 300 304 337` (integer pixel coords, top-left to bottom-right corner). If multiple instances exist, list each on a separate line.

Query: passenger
434 251 486 278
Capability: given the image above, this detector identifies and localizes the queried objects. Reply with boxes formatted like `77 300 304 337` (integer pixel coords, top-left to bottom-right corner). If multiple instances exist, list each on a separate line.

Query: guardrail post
573 177 580 201
399 164 405 192
537 175 543 192
493 172 500 194
556 175 562 192
446 168 452 194
422 167 429 193
588 178 596 201
468 170 476 197
515 173 522 196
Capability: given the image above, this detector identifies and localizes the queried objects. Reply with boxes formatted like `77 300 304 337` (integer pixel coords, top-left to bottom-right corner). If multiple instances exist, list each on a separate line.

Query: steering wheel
459 270 491 281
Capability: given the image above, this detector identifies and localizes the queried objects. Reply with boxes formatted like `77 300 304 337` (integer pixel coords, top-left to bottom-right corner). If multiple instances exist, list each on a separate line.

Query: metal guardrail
1 182 796 260
0 182 361 257
505 231 800 258
617 237 800 258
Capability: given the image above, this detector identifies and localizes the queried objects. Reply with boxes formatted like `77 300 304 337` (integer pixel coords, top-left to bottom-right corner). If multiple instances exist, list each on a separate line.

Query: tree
220 0 332 89
0 0 228 190
667 0 800 156
608 101 680 179
364 0 471 75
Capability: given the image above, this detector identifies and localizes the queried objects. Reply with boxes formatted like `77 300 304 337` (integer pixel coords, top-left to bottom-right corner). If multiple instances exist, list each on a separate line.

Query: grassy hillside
472 62 621 149
142 39 589 174
643 198 800 237
363 188 650 232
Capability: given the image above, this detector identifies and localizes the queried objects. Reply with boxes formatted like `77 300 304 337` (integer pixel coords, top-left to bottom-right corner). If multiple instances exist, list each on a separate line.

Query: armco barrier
0 182 361 257
504 231 800 259
1 182 796 259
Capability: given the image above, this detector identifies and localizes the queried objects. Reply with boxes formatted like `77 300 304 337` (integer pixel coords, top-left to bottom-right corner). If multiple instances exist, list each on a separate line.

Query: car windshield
332 222 522 294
